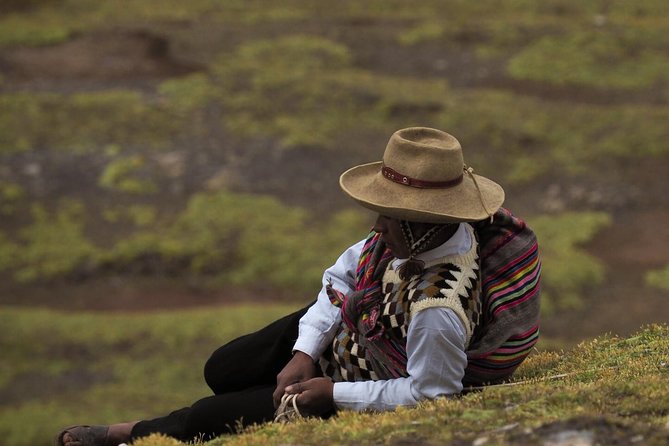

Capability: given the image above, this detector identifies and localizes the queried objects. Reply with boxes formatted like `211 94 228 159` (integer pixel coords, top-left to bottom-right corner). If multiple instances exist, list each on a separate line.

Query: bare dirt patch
0 0 62 14
0 276 307 312
0 30 200 90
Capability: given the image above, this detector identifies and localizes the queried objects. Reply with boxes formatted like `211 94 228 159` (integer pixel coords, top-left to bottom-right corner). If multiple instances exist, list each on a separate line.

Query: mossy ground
204 323 668 446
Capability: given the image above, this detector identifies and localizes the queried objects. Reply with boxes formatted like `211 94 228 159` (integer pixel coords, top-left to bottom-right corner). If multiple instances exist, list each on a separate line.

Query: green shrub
104 191 368 292
13 200 99 282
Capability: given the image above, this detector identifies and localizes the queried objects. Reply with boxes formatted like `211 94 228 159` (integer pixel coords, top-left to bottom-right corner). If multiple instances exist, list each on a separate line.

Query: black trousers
131 304 311 442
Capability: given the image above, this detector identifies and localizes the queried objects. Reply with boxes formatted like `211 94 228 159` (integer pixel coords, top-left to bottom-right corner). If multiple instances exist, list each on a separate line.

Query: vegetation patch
203 35 450 150
0 91 180 154
102 205 157 227
646 264 669 292
528 212 611 313
141 324 667 446
99 155 158 195
434 90 669 182
0 304 302 446
0 180 24 215
12 200 99 283
508 29 669 90
101 192 369 292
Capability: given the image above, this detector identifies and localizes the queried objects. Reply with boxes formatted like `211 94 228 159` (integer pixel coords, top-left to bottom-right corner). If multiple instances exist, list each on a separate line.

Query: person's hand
273 351 317 408
284 377 334 416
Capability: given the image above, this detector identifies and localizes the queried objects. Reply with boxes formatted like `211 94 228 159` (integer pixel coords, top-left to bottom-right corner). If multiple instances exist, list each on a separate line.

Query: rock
543 429 594 446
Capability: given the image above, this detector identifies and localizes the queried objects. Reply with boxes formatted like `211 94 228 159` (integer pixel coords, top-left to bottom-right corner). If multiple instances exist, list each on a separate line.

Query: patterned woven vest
320 224 481 382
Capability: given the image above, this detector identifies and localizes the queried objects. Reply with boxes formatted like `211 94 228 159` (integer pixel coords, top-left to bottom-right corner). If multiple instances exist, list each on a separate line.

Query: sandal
55 425 111 446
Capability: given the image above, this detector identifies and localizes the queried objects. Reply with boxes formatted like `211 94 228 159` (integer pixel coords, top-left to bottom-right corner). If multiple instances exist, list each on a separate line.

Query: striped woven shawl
465 207 542 386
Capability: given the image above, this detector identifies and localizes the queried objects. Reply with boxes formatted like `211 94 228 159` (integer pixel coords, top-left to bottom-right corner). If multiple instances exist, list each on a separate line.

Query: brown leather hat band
381 164 463 189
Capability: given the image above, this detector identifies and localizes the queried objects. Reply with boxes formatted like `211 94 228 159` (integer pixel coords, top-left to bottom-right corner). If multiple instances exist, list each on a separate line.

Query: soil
0 30 201 92
1 28 668 344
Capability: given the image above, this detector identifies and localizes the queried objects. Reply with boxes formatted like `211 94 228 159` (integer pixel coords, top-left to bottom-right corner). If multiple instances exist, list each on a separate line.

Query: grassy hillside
148 325 669 446
1 304 667 446
1 0 668 323
1 2 669 445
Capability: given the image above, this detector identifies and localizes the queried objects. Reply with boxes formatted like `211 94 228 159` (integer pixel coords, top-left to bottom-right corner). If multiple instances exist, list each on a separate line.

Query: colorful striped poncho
465 207 542 386
325 207 540 387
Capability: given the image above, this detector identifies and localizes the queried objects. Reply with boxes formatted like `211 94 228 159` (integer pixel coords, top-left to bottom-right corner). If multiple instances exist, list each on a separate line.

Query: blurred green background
0 0 668 445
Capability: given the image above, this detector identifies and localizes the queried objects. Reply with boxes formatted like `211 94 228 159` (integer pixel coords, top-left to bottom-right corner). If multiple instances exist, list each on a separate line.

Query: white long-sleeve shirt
294 224 471 411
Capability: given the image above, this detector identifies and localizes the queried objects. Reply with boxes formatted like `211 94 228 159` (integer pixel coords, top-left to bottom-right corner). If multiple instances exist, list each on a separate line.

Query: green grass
0 91 181 155
508 29 669 89
0 303 303 446
99 193 369 292
3 305 667 446
200 324 669 446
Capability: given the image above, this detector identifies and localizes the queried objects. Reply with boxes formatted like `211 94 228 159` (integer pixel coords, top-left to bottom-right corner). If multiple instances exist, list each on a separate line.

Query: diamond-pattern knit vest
320 224 481 382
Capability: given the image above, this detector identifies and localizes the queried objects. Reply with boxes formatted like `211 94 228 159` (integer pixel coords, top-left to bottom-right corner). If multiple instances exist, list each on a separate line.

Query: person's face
373 215 411 259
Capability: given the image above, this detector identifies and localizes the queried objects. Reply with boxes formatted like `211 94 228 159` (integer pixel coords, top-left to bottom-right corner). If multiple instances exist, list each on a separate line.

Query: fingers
284 382 302 394
273 353 318 408
285 378 334 416
274 378 303 407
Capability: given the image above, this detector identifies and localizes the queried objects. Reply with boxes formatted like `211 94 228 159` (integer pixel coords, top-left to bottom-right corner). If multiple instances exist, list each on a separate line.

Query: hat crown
383 127 464 182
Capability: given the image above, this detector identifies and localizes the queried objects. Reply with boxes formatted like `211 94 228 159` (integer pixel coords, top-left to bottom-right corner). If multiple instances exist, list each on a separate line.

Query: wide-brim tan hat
340 127 505 223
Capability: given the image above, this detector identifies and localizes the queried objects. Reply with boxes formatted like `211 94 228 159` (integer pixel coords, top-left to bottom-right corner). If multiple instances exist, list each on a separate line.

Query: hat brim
340 162 505 223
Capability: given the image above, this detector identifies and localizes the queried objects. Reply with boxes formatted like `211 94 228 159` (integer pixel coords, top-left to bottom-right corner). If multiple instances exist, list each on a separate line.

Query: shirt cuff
332 382 365 411
332 379 418 412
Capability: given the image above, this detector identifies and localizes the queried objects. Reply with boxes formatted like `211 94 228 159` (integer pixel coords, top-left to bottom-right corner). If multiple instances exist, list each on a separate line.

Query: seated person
56 127 541 446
